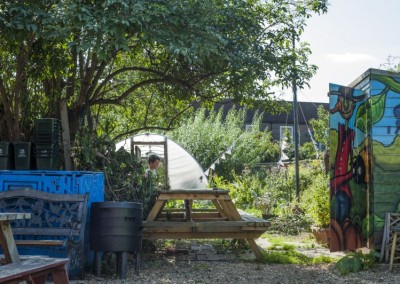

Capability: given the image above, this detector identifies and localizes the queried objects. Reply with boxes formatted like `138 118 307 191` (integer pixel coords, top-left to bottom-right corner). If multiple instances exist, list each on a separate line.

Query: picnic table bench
143 189 270 259
0 256 69 284
0 188 88 278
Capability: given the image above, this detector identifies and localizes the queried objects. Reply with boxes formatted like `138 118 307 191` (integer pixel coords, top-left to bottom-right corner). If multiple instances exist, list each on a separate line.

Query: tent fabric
116 133 208 190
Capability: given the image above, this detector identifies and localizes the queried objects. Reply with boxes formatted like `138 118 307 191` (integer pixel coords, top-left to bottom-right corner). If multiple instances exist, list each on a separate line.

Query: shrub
300 171 330 228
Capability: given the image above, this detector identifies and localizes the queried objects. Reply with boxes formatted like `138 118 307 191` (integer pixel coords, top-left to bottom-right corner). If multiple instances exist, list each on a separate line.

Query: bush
300 171 330 227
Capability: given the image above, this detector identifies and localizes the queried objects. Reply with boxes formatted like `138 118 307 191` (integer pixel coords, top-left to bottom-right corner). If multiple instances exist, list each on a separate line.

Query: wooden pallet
143 189 270 259
380 212 400 263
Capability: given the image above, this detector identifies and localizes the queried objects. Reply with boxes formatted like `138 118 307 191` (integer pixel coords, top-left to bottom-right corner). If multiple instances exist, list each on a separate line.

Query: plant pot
311 226 330 246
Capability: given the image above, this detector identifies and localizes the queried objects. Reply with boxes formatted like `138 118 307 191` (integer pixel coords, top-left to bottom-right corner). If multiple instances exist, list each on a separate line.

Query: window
280 126 293 142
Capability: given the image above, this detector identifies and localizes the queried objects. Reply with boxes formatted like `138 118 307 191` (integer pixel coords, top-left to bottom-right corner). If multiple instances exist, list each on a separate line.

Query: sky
280 0 400 103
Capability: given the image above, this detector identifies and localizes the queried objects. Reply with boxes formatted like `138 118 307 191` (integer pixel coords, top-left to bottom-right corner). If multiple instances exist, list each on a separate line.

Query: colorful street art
329 69 400 252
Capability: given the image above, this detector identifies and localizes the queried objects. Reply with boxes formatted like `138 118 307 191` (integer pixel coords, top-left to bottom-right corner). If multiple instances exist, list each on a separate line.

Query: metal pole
292 32 300 201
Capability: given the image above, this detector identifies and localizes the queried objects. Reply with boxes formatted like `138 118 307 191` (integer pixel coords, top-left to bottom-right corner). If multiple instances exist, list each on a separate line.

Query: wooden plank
158 192 231 201
11 228 80 236
163 208 219 213
160 212 224 219
144 231 263 239
158 189 230 195
246 239 264 260
0 221 20 263
0 257 69 283
146 200 166 221
185 199 193 221
0 189 86 202
220 200 242 221
212 200 228 218
0 213 31 221
15 240 64 246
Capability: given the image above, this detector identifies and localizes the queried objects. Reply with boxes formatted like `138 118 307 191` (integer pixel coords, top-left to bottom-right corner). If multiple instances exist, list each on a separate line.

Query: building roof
212 101 329 125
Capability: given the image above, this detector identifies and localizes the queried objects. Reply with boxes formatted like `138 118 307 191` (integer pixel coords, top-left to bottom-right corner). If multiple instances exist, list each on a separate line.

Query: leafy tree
309 105 329 151
0 0 328 148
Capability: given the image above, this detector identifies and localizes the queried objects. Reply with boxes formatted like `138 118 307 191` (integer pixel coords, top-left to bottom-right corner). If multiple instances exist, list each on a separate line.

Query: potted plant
301 172 331 245
255 191 278 220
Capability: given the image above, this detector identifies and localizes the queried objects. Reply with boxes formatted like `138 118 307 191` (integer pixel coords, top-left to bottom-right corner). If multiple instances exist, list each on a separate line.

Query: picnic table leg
246 239 264 260
0 221 20 263
219 199 264 260
51 265 70 284
29 274 47 284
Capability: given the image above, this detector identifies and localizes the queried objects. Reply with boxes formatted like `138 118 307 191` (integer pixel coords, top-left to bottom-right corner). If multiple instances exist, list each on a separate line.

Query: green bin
14 142 33 170
0 141 14 170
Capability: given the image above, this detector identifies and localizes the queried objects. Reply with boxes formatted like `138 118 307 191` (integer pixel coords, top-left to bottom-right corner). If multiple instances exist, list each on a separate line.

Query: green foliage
218 171 269 210
0 0 328 145
300 171 330 227
261 243 335 265
72 129 143 201
335 251 377 276
170 107 280 180
309 105 329 152
299 142 317 160
268 212 312 235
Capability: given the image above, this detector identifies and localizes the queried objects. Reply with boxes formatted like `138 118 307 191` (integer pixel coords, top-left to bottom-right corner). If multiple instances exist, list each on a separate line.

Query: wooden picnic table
0 212 31 264
0 212 70 283
143 189 270 259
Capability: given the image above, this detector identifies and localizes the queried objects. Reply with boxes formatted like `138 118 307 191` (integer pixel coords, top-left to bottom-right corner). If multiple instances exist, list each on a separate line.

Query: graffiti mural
330 69 400 252
329 84 369 252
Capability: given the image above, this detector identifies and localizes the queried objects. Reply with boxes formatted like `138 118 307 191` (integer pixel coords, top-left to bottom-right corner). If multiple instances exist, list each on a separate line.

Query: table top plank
0 213 31 221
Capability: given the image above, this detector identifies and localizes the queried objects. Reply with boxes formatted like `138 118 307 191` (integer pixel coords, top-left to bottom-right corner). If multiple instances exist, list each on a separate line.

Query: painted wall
329 69 400 251
329 84 370 252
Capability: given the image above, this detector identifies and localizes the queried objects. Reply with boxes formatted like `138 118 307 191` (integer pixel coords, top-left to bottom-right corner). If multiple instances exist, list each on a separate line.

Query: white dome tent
116 133 208 190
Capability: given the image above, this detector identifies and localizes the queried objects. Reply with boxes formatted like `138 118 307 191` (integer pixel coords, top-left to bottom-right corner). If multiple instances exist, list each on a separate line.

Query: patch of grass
260 233 336 265
261 245 336 265
262 232 318 249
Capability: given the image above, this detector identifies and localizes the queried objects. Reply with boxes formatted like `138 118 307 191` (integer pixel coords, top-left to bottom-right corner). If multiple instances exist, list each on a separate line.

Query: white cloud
326 53 378 63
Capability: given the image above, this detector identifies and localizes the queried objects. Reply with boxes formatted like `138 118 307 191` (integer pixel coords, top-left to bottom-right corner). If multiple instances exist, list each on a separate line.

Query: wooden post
60 100 73 170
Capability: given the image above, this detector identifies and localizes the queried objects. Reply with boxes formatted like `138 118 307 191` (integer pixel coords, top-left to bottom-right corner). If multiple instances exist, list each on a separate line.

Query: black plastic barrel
89 202 143 252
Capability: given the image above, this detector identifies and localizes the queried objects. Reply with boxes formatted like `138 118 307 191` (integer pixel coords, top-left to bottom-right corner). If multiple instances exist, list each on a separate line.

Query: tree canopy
0 0 327 145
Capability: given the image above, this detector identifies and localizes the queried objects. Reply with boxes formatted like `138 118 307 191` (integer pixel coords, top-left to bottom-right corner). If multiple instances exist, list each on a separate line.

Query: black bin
13 142 33 170
0 141 14 170
89 202 143 252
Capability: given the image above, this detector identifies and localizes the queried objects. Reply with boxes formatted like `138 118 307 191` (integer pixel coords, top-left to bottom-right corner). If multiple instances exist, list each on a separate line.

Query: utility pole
292 32 300 201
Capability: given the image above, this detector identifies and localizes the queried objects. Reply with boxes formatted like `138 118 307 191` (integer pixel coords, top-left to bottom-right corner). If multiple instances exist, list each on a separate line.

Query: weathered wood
60 99 73 171
144 232 263 239
0 257 69 283
0 189 88 277
143 189 269 260
158 192 231 201
0 220 20 263
15 240 65 246
146 200 166 222
212 200 228 218
246 239 264 259
0 213 31 221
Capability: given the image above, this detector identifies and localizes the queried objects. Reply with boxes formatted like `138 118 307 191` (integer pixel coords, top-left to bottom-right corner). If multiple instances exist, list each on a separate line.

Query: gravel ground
78 259 400 284
72 238 400 284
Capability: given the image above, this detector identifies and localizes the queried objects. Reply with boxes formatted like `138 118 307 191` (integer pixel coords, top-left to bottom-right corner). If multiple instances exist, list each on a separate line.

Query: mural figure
330 86 365 252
